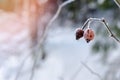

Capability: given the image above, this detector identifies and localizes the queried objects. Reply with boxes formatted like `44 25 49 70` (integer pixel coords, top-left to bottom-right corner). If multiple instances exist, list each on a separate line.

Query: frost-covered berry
84 28 94 43
75 28 84 40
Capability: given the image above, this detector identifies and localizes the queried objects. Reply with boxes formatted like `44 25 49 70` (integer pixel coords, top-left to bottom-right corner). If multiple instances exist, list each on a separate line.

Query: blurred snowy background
0 0 120 80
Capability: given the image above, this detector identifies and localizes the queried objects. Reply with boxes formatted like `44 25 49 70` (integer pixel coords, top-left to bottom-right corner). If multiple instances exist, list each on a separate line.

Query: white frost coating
34 54 63 80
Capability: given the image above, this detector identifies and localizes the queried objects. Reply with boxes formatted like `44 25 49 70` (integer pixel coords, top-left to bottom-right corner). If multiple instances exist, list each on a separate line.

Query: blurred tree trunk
0 0 57 56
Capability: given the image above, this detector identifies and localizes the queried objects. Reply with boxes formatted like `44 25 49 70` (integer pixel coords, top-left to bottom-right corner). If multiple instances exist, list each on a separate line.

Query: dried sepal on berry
84 28 95 43
75 28 84 40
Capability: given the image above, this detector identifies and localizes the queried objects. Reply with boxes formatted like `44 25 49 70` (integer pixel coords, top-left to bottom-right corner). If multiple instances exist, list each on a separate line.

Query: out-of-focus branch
114 0 120 8
29 53 38 80
101 18 120 43
29 0 75 80
38 0 75 46
46 0 75 28
81 62 103 80
69 64 83 80
15 53 31 80
69 56 90 80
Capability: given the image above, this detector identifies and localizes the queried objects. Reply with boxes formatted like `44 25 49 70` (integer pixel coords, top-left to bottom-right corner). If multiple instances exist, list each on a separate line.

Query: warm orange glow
0 0 15 12
0 0 57 55
0 0 56 44
0 0 46 34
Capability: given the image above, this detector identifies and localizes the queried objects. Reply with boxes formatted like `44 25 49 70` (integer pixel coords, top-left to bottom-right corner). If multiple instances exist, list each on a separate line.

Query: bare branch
81 18 101 30
101 18 120 43
81 62 103 80
29 54 37 80
81 18 91 30
29 0 75 80
69 56 90 80
69 64 83 80
15 54 31 80
38 0 75 45
81 17 120 43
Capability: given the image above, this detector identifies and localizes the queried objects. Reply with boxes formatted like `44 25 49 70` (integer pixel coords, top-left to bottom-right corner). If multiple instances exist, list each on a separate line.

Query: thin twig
81 18 91 30
69 56 90 80
15 53 31 80
81 62 103 80
101 18 120 43
29 0 75 80
33 0 75 68
29 54 38 80
81 18 99 30
69 64 83 80
81 17 120 43
29 46 43 80
38 0 75 46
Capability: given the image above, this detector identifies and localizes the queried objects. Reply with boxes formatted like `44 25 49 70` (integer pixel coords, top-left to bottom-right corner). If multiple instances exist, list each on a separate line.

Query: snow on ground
46 26 107 80
0 22 120 80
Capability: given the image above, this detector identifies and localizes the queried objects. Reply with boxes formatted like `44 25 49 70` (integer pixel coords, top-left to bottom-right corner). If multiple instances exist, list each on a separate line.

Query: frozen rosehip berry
84 28 94 43
75 28 84 40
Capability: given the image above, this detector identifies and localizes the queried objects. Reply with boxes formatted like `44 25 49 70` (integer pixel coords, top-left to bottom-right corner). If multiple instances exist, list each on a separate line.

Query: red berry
75 28 84 40
84 28 94 43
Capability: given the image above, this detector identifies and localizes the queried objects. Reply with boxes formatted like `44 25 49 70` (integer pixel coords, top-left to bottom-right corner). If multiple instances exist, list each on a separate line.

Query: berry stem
81 17 120 43
81 18 101 30
101 19 120 43
81 18 91 30
87 21 91 28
